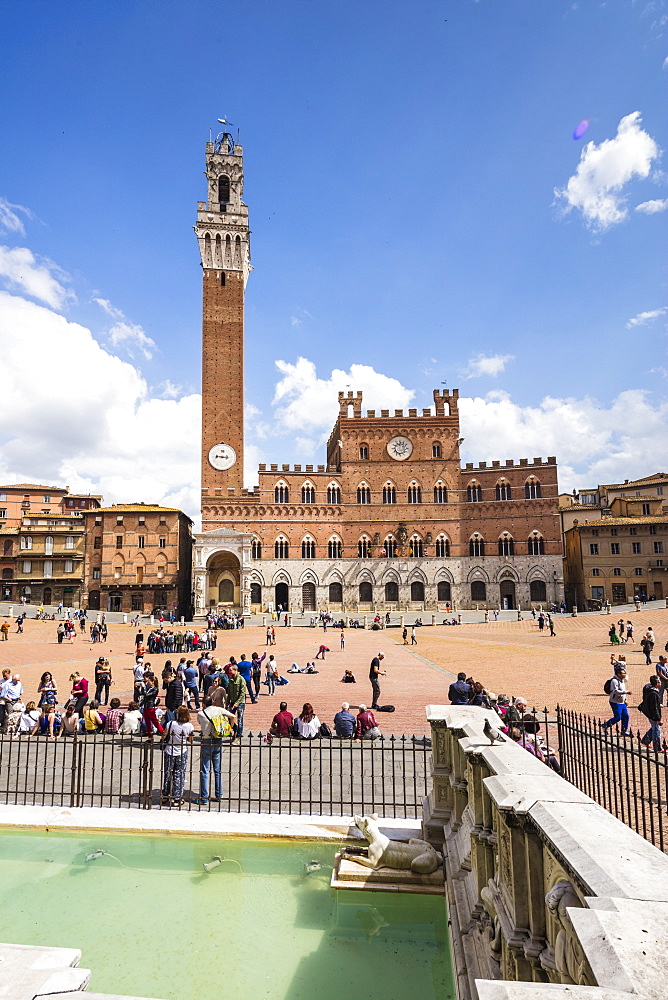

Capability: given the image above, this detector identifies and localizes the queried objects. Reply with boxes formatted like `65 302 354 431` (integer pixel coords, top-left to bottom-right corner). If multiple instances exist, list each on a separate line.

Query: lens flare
573 120 589 140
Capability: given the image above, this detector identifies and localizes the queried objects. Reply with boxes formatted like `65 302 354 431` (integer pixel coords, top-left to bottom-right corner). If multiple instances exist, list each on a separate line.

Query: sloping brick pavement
0 609 666 735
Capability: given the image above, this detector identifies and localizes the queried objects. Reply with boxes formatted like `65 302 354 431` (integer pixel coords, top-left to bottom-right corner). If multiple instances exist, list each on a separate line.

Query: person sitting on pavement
119 701 142 735
334 702 356 738
448 672 471 705
270 701 294 737
355 704 380 740
294 702 321 739
341 670 356 683
103 698 125 734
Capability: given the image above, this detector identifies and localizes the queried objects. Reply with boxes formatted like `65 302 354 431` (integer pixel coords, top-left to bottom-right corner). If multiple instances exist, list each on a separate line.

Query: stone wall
423 705 668 1000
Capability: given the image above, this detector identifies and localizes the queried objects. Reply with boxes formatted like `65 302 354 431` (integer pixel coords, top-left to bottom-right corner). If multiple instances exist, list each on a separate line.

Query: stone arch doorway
275 581 289 610
207 550 241 608
302 582 316 610
43 587 52 605
500 579 516 610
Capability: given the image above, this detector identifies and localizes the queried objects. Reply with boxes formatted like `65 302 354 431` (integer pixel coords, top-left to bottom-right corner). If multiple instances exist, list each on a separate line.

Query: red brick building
193 135 563 614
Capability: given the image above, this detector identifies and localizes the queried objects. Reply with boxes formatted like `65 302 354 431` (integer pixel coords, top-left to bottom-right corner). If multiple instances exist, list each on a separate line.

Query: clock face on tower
208 443 237 471
387 436 413 461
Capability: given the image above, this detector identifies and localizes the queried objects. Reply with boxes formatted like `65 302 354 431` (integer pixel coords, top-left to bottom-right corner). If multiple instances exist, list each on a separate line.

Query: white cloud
93 295 156 360
554 111 661 230
0 246 74 309
459 389 668 492
626 307 667 328
0 290 201 521
0 198 31 235
272 357 414 433
635 198 668 214
463 353 514 378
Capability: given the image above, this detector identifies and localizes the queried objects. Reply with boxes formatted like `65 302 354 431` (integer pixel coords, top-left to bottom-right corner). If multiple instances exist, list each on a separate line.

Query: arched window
44 535 54 555
382 483 396 504
467 481 482 502
358 536 371 558
327 483 341 505
274 481 289 503
471 580 486 602
220 271 226 286
250 582 262 605
409 535 423 558
498 534 514 557
435 535 450 557
204 232 211 265
328 537 342 559
359 581 373 602
530 580 547 602
411 581 425 602
274 536 289 559
218 175 230 205
433 481 448 503
301 482 315 504
469 534 485 557
383 536 397 558
525 477 541 499
528 533 545 555
432 442 442 458
437 580 451 602
251 538 262 559
301 536 316 559
359 443 369 460
495 480 512 501
407 482 422 504
357 483 371 505
329 581 343 603
3 539 13 556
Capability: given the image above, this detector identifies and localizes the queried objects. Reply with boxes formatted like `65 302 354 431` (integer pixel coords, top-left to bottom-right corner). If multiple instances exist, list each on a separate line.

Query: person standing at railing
638 675 663 753
141 674 164 737
226 664 248 737
161 706 194 807
196 696 235 803
600 664 632 737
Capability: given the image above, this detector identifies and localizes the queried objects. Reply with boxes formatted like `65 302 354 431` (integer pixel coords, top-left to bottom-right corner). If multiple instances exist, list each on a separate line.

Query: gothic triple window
301 482 315 504
525 477 542 499
498 534 514 557
251 538 262 559
357 483 371 505
433 481 448 503
469 534 485 557
383 536 397 558
407 482 422 504
435 534 450 557
528 534 545 555
382 483 396 504
301 536 316 559
327 483 341 505
467 482 482 502
328 537 342 559
496 480 512 501
274 481 289 503
409 535 423 558
274 536 289 559
358 536 371 558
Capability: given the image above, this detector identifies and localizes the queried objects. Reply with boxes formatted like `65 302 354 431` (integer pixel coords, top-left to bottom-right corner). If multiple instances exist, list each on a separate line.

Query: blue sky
0 0 666 521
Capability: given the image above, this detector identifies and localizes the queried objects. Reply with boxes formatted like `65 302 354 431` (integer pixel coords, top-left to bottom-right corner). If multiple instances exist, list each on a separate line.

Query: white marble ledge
483 774 593 813
0 804 421 842
476 983 633 1000
459 735 553 776
567 898 668 999
529 800 668 902
427 704 499 728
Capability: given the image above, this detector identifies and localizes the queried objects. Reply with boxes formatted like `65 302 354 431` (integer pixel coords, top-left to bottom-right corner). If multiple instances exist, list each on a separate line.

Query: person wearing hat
600 663 632 736
94 657 112 705
369 652 385 710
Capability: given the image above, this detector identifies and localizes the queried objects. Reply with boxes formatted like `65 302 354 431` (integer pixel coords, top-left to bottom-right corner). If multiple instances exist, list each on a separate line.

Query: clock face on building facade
387 436 413 461
208 443 237 470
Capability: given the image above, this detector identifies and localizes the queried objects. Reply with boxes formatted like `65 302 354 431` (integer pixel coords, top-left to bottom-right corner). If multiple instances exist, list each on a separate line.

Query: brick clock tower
195 133 251 528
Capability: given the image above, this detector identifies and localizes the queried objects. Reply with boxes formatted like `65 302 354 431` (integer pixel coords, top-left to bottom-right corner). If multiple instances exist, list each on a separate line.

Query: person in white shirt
294 702 321 739
600 665 631 736
119 701 142 735
19 701 41 735
132 662 145 702
196 697 235 803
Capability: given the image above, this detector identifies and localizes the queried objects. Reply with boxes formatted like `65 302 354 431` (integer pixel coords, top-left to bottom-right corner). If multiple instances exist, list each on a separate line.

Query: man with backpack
639 675 663 753
600 664 632 736
196 696 235 803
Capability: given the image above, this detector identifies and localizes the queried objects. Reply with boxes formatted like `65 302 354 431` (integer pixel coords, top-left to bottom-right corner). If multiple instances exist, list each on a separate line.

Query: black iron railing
0 733 430 819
